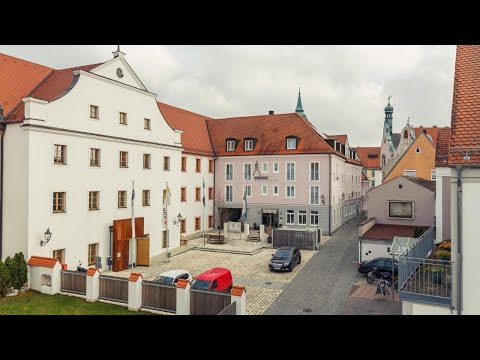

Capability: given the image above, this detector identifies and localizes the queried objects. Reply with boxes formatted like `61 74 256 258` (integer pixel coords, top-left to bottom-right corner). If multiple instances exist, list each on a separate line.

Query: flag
241 186 247 222
163 183 171 228
202 178 205 207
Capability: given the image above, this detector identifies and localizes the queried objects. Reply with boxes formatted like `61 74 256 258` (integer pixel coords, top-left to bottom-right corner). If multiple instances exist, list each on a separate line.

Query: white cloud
0 45 456 146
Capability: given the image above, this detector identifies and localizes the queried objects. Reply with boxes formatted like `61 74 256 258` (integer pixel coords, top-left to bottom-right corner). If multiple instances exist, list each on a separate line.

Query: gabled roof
449 45 480 165
414 126 439 146
355 147 381 169
27 256 58 268
7 63 103 122
207 113 336 156
435 127 451 167
0 53 53 116
362 224 430 241
157 101 214 156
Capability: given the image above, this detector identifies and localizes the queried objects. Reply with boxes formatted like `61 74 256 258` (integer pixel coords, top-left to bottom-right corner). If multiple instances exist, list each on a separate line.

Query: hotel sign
254 176 278 182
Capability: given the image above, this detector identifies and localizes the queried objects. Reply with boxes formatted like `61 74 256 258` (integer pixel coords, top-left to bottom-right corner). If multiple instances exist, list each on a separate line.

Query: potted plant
426 265 445 284
436 250 451 261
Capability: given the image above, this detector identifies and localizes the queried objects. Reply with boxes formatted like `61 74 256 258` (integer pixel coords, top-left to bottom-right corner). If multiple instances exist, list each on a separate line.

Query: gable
90 57 147 91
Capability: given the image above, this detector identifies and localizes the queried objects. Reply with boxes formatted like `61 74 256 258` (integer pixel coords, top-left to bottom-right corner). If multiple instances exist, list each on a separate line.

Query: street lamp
40 228 52 247
174 213 182 226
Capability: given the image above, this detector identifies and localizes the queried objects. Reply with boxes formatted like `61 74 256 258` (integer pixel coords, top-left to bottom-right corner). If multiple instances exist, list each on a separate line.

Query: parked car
269 247 301 272
190 267 233 292
153 269 191 285
358 257 398 275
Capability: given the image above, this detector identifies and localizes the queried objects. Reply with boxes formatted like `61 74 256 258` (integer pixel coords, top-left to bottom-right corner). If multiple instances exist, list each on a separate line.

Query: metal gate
272 228 319 250
142 280 176 313
99 275 128 303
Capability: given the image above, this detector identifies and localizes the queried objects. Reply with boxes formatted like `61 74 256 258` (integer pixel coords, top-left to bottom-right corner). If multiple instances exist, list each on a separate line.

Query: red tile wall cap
176 278 190 289
128 273 143 282
86 267 99 276
231 285 246 296
27 256 58 268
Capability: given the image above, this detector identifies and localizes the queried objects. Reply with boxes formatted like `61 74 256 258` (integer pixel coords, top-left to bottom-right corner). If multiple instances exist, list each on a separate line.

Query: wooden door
136 237 150 267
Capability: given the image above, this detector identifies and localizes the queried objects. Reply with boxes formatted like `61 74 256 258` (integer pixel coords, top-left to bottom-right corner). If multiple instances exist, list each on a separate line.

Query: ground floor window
310 211 318 226
286 210 295 225
162 230 168 248
88 243 98 266
298 210 307 225
53 248 65 264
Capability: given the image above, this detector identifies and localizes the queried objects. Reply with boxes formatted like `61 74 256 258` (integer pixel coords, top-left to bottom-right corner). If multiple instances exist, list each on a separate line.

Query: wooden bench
205 234 225 244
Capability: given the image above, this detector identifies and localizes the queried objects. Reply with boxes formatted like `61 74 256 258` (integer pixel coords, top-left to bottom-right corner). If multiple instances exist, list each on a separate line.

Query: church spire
295 87 307 118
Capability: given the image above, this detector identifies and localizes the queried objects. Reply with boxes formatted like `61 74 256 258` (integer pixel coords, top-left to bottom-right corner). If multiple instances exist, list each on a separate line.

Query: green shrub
4 256 14 287
4 252 28 290
0 261 10 297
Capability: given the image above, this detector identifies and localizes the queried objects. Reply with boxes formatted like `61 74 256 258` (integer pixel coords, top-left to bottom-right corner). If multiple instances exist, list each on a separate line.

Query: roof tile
354 147 381 169
362 224 430 241
27 256 58 268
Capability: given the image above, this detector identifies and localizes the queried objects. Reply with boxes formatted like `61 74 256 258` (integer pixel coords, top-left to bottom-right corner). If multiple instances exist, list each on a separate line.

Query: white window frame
273 185 279 196
262 162 268 173
262 185 268 196
310 185 320 205
244 139 254 151
285 185 296 198
225 163 234 181
298 210 307 225
286 162 295 181
388 201 414 220
244 185 252 197
404 169 417 177
225 185 234 202
286 210 295 225
243 163 252 181
309 161 320 181
431 170 437 180
226 140 235 151
287 137 297 150
273 162 279 173
310 211 319 226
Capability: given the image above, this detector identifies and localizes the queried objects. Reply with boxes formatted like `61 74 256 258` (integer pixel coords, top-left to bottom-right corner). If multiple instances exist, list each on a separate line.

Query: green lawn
0 291 151 315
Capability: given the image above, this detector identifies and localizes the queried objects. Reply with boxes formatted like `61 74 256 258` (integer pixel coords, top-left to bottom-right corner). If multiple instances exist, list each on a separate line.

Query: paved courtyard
107 247 316 315
265 217 364 315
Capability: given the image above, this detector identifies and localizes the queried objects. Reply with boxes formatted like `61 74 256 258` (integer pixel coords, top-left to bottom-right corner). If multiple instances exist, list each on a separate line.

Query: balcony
397 227 452 307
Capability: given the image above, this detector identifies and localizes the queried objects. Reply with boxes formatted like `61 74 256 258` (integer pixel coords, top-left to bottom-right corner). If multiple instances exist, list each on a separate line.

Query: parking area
108 248 315 315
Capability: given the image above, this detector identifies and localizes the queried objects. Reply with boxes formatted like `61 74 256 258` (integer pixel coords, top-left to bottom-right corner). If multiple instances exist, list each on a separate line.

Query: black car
269 247 301 272
358 257 398 275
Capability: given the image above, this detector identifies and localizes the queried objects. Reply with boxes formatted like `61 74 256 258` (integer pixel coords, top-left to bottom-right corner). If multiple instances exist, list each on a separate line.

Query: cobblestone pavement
106 248 315 315
264 218 363 315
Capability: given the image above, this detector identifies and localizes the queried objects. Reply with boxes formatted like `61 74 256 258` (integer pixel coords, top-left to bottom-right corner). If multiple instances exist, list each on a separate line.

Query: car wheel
288 264 293 272
298 256 301 265
367 276 374 284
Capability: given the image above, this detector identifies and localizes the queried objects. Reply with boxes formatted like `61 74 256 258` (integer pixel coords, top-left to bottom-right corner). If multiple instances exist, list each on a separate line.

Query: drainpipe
109 225 113 271
0 123 5 260
328 154 332 235
456 166 463 316
213 156 218 228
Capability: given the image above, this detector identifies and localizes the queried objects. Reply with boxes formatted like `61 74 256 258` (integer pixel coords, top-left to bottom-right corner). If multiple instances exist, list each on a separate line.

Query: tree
14 252 28 289
0 261 10 297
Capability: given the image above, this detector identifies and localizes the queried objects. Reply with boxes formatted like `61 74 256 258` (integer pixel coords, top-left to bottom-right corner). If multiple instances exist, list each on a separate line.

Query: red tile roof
0 53 52 116
157 101 214 156
414 126 439 147
354 147 381 169
435 127 451 167
231 285 246 296
361 224 430 241
7 63 103 122
207 113 335 156
27 256 58 268
325 134 348 145
128 273 142 282
449 45 480 165
176 278 189 289
86 267 99 276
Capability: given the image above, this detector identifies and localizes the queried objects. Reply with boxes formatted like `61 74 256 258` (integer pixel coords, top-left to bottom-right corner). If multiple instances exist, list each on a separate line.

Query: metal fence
272 228 319 250
190 289 231 315
99 275 128 303
60 270 86 295
401 226 435 259
217 301 236 315
142 281 177 313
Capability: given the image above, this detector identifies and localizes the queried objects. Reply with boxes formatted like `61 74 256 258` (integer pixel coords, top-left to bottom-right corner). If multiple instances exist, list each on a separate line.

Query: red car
191 267 233 293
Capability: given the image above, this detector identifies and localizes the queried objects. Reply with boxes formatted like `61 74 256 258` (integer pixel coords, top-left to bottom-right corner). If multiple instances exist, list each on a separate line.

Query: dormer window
226 140 236 152
245 139 254 151
286 137 297 150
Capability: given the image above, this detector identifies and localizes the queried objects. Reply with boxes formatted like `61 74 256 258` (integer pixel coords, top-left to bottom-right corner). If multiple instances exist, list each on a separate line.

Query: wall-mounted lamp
173 213 183 226
40 228 52 247
321 194 325 204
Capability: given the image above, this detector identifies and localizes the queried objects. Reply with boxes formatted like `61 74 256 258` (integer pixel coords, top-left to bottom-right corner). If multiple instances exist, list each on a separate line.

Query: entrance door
136 237 150 266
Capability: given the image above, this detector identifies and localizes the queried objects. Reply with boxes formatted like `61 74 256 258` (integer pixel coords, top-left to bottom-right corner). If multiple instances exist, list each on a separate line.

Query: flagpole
165 182 169 263
131 180 135 268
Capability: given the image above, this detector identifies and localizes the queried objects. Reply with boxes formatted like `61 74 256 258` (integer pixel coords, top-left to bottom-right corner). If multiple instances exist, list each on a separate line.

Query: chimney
269 110 274 115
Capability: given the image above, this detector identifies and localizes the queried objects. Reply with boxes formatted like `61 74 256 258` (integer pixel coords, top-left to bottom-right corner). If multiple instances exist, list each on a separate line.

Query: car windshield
154 276 174 285
191 279 212 290
274 250 292 258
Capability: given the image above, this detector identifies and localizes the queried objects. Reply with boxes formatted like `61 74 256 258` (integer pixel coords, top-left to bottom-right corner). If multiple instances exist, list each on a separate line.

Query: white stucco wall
402 301 452 315
28 266 51 292
359 239 392 262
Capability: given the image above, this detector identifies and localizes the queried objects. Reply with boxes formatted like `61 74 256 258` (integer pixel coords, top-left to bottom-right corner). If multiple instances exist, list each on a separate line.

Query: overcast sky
0 45 456 147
